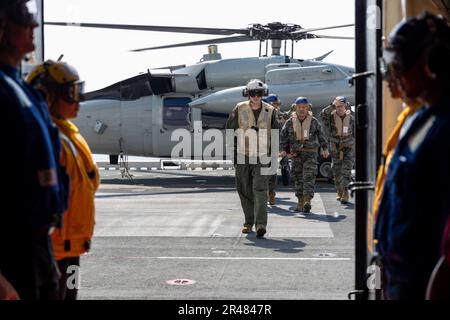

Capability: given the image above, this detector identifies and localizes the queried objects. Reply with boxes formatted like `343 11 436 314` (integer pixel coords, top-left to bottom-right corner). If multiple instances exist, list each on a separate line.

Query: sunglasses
248 90 264 97
8 0 38 27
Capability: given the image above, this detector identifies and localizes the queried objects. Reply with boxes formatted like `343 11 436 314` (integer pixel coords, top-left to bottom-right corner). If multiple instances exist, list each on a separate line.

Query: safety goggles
7 0 38 27
62 81 85 103
248 90 264 98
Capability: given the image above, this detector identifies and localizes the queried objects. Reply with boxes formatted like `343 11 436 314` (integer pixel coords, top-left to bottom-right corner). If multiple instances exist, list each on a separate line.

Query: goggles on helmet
62 81 85 104
379 49 404 81
7 0 38 27
248 89 265 98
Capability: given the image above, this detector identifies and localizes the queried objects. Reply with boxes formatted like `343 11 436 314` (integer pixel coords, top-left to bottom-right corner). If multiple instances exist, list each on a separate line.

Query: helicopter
45 21 355 173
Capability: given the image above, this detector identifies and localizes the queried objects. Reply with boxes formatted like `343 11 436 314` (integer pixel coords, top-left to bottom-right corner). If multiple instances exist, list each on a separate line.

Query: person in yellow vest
281 97 329 213
226 79 279 237
327 96 355 204
26 60 100 300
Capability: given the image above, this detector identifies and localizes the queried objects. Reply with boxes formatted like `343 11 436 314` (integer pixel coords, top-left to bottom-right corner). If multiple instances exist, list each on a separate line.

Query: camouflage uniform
226 101 279 233
320 104 335 138
327 110 355 202
268 109 283 196
281 113 328 212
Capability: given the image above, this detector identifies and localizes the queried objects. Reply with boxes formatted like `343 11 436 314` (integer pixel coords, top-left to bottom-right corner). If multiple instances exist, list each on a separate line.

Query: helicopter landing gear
109 154 119 165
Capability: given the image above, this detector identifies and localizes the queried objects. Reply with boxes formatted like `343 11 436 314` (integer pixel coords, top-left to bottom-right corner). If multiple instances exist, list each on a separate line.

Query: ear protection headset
242 79 269 97
383 12 450 83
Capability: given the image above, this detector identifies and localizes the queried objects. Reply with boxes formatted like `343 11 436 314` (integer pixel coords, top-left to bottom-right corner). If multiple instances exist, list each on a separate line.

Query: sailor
327 97 355 204
226 79 279 237
375 12 450 300
27 60 100 300
0 0 68 300
281 97 329 213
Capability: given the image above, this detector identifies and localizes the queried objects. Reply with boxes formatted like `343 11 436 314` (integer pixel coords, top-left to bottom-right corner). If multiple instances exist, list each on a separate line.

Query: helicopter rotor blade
131 35 255 52
311 34 355 40
292 24 354 35
44 22 248 36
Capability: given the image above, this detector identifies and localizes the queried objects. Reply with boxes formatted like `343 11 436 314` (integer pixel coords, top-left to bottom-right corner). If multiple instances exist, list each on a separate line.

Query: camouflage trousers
235 164 269 228
268 174 277 193
291 152 318 198
330 143 354 191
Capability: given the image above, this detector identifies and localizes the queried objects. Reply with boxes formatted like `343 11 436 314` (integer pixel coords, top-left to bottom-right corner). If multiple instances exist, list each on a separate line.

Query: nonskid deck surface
78 169 354 300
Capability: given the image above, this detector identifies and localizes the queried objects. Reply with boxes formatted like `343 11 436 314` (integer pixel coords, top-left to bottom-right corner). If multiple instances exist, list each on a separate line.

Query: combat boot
336 189 342 201
303 196 312 214
242 224 252 234
295 196 304 212
256 225 267 238
268 191 276 206
340 190 349 204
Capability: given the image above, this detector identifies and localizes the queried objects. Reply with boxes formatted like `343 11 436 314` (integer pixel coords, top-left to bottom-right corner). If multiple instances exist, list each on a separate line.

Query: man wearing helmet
375 12 450 300
262 94 282 206
27 59 99 300
0 0 68 300
226 79 279 237
323 96 354 204
281 97 329 213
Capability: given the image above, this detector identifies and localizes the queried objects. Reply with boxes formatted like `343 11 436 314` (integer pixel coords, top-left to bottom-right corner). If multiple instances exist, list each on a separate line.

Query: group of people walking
227 79 355 237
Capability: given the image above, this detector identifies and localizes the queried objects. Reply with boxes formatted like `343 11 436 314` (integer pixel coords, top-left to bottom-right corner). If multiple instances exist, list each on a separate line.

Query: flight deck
77 166 354 300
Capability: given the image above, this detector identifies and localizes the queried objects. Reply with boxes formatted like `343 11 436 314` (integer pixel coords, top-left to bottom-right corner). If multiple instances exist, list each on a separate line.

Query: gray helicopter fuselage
74 54 355 158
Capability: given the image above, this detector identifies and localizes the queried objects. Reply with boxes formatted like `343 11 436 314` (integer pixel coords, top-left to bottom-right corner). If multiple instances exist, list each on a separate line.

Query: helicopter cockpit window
163 97 192 128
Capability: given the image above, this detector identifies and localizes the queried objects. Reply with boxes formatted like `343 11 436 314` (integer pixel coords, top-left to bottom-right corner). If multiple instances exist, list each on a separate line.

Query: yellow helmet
26 60 85 103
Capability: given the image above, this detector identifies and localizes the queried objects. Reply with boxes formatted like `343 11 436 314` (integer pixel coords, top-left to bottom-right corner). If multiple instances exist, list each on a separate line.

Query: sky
44 0 355 91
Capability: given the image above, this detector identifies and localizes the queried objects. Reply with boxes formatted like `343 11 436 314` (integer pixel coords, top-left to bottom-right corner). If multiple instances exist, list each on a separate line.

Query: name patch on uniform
343 126 349 135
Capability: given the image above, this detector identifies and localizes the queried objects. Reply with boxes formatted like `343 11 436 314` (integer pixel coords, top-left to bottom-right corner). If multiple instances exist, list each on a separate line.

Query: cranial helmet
243 79 269 97
381 12 450 80
262 94 280 104
295 97 310 105
26 59 85 104
294 97 312 111
0 0 38 26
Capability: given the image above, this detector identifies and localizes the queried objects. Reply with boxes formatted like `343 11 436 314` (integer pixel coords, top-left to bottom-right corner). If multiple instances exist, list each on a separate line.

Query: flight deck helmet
26 59 85 104
0 0 38 26
262 94 281 106
380 11 450 83
294 97 312 110
243 79 269 98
